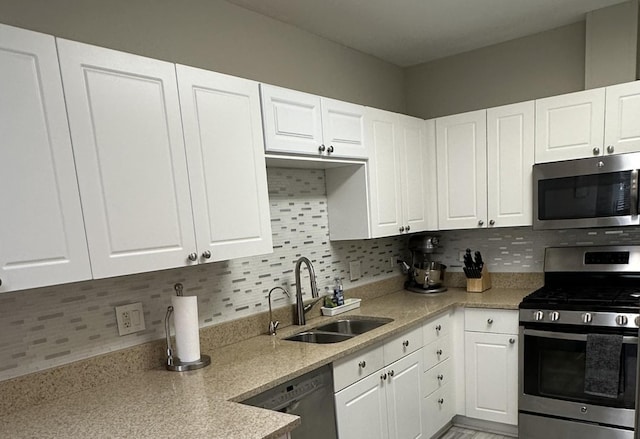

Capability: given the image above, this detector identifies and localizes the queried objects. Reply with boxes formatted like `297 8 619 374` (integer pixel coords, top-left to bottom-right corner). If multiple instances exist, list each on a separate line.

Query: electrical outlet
349 260 362 281
459 251 466 262
389 256 396 269
115 302 145 336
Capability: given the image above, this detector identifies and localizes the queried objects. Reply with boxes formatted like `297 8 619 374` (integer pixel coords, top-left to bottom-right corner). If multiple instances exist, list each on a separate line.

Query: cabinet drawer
383 325 423 365
423 311 451 345
333 343 384 392
422 358 452 397
423 334 452 371
465 308 518 334
423 383 455 437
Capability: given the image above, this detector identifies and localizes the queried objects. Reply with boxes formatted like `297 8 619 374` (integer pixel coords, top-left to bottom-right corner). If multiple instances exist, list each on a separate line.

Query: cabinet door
604 81 640 155
464 331 518 425
260 84 323 155
535 88 605 163
486 101 534 228
335 371 389 439
398 115 434 234
0 25 91 292
366 107 403 238
321 97 367 159
386 350 424 439
57 39 196 278
176 65 272 262
436 110 487 230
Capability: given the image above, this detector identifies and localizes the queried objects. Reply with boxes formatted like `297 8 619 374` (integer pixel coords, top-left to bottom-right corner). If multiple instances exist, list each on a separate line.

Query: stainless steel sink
313 317 394 335
283 316 393 344
284 331 354 344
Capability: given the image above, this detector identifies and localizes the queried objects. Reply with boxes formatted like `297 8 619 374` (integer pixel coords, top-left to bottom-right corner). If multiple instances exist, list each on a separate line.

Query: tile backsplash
4 165 640 382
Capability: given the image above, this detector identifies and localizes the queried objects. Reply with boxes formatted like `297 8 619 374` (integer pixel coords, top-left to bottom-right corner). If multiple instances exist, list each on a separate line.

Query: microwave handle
632 169 639 216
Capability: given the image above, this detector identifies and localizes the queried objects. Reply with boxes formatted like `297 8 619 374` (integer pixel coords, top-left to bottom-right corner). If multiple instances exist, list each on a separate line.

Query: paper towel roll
171 295 201 363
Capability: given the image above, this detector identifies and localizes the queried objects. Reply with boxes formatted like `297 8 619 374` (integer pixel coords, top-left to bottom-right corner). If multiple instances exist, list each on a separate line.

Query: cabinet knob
406 225 411 231
188 252 198 262
436 349 443 356
489 219 495 226
359 360 366 369
509 338 516 344
593 147 600 155
381 373 387 381
438 398 444 405
388 370 395 377
402 340 409 347
607 145 615 154
478 220 484 226
318 144 326 153
0 278 2 286
487 318 494 324
399 226 405 232
437 374 444 381
435 324 442 332
327 145 334 153
202 250 211 259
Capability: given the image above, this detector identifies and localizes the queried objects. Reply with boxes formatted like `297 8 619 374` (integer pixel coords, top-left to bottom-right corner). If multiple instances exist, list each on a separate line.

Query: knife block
466 266 491 293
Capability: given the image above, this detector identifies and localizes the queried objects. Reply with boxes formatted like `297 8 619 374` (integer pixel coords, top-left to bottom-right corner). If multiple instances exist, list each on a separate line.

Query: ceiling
226 0 628 67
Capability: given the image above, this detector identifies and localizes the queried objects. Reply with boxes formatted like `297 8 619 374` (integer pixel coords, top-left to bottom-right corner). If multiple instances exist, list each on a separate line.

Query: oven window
538 171 632 220
523 333 637 408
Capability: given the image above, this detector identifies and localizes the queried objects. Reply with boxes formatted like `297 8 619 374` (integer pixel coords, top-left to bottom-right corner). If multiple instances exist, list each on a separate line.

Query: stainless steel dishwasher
242 364 338 439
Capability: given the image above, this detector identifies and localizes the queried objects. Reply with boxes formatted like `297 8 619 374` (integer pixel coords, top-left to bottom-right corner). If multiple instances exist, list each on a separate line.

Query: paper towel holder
164 305 211 372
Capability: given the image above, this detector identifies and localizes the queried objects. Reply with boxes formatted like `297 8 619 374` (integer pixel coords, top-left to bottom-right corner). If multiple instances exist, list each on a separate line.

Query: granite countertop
0 287 531 439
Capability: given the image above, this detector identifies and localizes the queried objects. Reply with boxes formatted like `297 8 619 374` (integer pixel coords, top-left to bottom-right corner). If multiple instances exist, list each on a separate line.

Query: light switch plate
115 302 145 336
349 261 361 281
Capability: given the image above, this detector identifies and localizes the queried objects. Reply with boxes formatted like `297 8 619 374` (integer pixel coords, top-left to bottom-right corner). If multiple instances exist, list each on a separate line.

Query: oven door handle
523 328 638 344
631 169 639 217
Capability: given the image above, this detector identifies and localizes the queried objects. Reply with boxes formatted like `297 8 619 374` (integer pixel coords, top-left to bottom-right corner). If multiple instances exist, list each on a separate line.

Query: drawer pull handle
437 374 444 381
438 398 444 405
435 325 442 332
381 373 387 381
487 318 494 324
509 338 516 344
359 360 366 368
436 349 443 356
402 340 409 347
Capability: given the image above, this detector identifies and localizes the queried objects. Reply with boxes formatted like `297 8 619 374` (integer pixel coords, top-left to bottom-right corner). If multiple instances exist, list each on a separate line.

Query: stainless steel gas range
519 246 640 439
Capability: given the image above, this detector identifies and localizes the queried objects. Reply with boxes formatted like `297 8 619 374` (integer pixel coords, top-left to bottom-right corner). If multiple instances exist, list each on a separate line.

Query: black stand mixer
399 235 447 294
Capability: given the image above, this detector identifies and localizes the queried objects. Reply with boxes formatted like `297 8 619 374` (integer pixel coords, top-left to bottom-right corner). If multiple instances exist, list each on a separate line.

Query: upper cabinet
437 103 534 230
260 84 367 159
58 39 197 279
535 81 640 163
176 65 273 261
0 25 92 293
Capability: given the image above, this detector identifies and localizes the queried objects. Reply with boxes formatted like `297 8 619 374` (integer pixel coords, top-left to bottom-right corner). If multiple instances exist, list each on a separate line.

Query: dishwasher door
243 364 338 439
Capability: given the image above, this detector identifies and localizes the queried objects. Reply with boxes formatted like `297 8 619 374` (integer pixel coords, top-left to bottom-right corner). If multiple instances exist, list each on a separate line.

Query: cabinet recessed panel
546 104 593 149
0 25 90 292
272 100 317 139
371 118 400 227
445 124 478 219
605 81 640 154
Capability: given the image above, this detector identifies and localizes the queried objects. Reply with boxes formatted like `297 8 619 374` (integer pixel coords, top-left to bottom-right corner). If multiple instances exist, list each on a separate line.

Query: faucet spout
294 256 319 325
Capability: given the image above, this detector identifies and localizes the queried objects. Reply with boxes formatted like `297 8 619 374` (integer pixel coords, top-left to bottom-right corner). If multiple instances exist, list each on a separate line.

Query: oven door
533 153 640 230
519 325 637 429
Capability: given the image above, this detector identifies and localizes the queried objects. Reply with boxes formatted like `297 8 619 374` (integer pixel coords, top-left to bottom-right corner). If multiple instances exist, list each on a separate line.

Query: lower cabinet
335 349 424 439
464 309 519 425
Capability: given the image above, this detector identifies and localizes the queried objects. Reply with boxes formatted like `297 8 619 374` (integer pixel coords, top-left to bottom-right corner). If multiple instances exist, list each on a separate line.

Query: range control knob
582 313 593 324
616 315 628 326
533 311 544 321
550 311 560 322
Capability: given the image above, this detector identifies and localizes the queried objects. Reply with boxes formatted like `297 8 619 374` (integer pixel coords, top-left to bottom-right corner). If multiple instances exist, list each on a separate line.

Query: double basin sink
284 316 394 344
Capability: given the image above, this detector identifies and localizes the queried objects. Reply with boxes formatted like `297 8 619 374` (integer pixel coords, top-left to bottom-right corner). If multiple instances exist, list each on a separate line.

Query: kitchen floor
441 427 515 439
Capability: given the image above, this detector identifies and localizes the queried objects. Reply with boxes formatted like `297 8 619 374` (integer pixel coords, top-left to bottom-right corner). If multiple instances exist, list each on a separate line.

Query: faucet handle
269 320 280 335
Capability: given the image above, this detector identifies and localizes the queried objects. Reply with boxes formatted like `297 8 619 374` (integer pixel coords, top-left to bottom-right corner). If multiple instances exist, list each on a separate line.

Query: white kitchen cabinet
486 101 534 228
367 108 436 237
260 84 366 159
176 65 272 261
0 24 92 292
335 349 424 439
534 88 606 163
57 39 197 278
604 80 640 155
436 110 487 230
464 309 518 426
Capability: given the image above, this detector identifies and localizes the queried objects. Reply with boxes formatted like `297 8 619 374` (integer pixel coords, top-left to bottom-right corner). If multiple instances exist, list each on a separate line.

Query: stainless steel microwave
533 152 640 230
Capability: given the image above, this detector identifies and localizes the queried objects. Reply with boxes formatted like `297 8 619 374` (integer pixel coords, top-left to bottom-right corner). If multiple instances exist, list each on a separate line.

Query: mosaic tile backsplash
3 166 640 382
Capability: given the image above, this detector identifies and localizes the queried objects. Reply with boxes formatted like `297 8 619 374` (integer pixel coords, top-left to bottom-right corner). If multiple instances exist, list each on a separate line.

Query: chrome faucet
268 286 290 335
294 256 320 325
